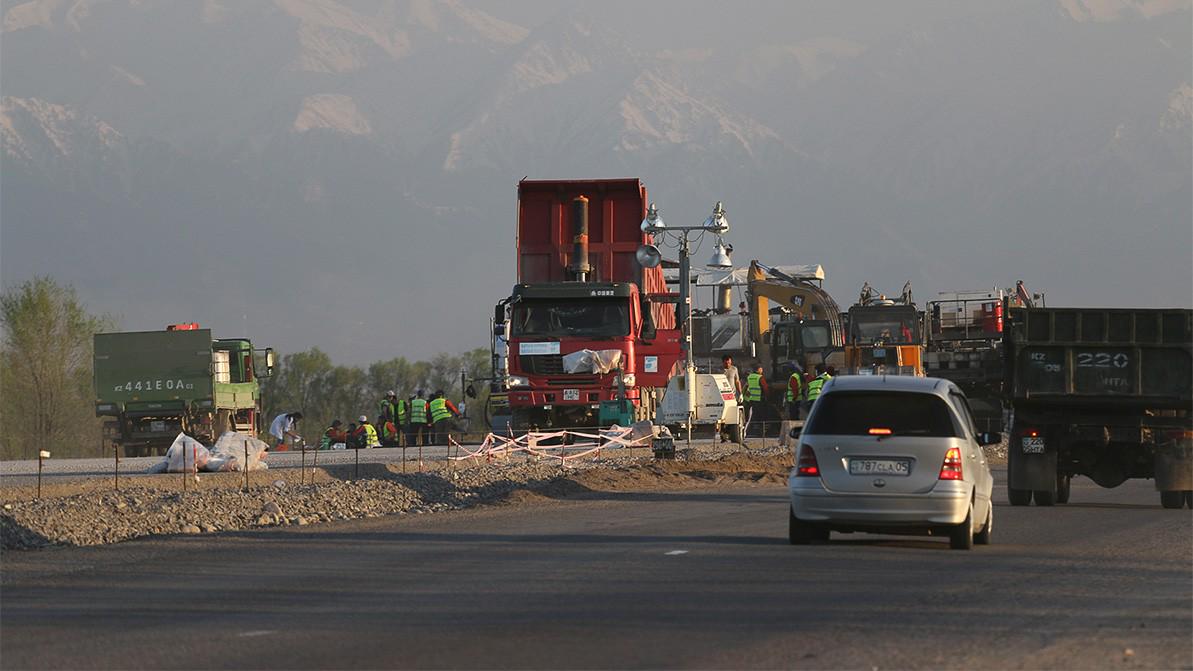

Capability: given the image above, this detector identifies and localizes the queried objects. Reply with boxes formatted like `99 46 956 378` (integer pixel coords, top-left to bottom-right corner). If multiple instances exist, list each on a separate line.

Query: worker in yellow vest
744 363 768 437
353 414 381 449
429 390 461 446
395 393 410 446
785 367 805 421
806 364 834 411
408 390 429 447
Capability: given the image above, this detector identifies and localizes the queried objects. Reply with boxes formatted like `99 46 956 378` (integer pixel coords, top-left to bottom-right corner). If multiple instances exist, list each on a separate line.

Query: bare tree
0 277 112 460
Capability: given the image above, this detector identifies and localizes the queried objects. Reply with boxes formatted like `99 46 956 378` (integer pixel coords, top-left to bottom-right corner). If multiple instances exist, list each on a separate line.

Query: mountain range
2 0 1190 362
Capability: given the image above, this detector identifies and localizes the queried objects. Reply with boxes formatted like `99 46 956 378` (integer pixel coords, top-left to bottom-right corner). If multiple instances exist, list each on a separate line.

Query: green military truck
94 325 274 456
1004 307 1192 508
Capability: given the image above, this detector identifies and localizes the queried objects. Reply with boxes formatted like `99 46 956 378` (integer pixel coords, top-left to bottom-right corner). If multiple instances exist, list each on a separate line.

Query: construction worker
377 391 397 427
785 366 805 421
319 419 347 450
268 411 303 451
346 422 360 449
353 414 381 449
744 364 768 437
380 418 401 447
394 392 410 445
722 355 743 401
806 364 833 410
408 390 429 447
429 390 461 446
377 391 400 446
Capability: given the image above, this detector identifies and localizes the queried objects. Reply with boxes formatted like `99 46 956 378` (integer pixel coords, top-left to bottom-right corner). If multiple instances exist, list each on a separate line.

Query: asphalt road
2 468 1190 670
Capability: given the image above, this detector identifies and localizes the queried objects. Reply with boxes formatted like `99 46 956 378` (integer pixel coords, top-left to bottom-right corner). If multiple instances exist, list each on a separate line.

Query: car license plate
563 389 580 401
151 421 166 432
1021 436 1045 453
849 459 910 476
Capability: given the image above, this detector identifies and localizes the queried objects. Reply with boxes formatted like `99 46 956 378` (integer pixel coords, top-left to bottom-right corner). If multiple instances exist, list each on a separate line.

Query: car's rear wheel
1007 487 1032 506
788 507 813 545
1055 475 1071 504
949 502 974 550
1160 491 1185 509
974 501 993 546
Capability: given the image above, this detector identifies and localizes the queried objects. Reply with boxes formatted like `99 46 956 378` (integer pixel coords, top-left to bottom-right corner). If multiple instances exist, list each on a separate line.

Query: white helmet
386 390 395 397
358 414 367 422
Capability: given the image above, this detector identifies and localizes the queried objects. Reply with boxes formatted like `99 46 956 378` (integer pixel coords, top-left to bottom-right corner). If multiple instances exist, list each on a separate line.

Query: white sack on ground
207 432 270 472
161 433 210 472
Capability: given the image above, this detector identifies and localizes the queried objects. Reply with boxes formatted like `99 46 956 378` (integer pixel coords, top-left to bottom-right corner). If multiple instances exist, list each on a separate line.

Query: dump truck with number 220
1004 307 1192 509
93 324 274 457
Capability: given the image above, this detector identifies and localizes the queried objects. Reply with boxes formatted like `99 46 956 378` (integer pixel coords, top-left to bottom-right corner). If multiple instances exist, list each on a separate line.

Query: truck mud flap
1154 439 1193 492
1008 446 1056 492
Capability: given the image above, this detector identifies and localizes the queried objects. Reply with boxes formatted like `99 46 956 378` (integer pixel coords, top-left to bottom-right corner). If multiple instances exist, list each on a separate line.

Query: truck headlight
507 375 530 388
620 373 636 387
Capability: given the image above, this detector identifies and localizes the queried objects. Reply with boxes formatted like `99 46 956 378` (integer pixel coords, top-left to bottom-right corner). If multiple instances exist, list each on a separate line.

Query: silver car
788 376 997 550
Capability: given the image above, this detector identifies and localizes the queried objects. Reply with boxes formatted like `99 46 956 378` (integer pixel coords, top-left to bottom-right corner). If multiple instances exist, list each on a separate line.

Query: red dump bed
517 178 674 329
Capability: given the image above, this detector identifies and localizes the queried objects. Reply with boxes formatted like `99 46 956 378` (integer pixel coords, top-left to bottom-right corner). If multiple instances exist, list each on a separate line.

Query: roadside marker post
243 439 250 491
37 450 49 499
114 444 120 493
300 439 306 485
354 445 359 480
181 442 187 493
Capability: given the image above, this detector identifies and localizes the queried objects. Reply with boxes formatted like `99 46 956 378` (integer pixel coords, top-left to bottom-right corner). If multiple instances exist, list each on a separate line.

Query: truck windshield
850 309 918 344
512 298 630 338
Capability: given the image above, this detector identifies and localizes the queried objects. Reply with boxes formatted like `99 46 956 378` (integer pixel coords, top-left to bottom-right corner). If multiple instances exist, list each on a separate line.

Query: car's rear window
806 391 961 437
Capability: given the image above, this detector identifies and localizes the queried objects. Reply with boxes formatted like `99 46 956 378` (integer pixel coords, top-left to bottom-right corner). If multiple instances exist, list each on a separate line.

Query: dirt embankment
2 448 793 550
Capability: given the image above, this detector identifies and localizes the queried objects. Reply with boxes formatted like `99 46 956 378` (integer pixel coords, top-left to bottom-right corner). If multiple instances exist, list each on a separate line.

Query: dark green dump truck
94 325 274 456
1004 307 1192 508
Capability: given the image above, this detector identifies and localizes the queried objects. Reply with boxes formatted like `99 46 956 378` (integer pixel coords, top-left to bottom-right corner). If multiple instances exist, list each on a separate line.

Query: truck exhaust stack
569 196 592 282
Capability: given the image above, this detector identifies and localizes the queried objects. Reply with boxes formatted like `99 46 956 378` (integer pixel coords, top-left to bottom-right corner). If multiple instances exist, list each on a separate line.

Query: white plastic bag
163 433 210 472
207 432 270 472
562 349 623 374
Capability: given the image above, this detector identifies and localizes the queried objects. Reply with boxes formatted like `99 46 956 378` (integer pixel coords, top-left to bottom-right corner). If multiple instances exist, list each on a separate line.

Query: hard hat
358 414 367 422
386 390 395 396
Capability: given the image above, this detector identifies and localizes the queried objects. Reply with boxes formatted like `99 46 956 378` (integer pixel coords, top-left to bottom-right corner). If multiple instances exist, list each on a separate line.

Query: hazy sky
1 0 1189 363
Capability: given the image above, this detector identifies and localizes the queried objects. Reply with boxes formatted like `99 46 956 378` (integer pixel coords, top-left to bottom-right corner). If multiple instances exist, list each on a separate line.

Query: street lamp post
639 202 731 442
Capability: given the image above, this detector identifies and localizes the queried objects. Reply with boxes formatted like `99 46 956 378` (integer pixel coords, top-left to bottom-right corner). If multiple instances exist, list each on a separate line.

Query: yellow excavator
746 261 846 383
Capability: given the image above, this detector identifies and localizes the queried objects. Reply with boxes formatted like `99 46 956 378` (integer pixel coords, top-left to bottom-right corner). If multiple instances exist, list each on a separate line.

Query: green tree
0 277 113 460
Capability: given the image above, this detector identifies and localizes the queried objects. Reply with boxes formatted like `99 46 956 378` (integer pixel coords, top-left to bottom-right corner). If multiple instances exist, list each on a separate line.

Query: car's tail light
939 447 963 480
868 427 892 436
1024 428 1039 438
796 445 820 477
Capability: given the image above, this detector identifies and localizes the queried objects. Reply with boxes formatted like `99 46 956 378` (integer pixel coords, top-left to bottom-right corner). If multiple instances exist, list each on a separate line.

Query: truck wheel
788 507 813 545
949 502 975 550
1055 475 1072 504
1160 491 1184 509
1033 488 1056 507
974 502 993 546
1007 487 1032 506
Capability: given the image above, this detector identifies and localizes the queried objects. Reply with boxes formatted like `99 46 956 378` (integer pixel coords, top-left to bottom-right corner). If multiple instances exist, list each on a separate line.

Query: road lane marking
238 630 278 638
664 550 688 555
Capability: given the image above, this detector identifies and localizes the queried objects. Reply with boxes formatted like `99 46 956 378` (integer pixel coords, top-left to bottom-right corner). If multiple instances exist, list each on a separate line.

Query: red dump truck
496 178 682 430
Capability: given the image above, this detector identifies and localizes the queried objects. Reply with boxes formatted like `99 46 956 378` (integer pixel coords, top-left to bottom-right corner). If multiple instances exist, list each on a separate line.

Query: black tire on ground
788 507 813 545
1159 490 1185 509
1033 488 1056 507
950 502 975 550
1056 475 1072 504
811 526 831 543
726 422 742 445
1007 487 1032 506
974 501 993 546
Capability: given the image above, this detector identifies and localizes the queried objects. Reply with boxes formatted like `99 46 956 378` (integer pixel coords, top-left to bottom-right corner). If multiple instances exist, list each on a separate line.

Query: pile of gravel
1 443 792 550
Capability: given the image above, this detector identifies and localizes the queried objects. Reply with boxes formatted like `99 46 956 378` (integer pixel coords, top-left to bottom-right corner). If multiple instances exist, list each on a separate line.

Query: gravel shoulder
1 440 1008 551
